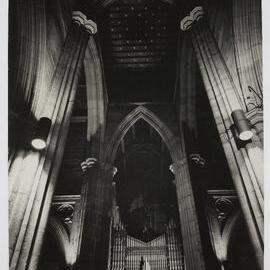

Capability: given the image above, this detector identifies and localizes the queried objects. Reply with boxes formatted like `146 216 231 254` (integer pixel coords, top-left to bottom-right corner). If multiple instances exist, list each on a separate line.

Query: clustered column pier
77 158 117 270
8 10 96 270
180 6 263 269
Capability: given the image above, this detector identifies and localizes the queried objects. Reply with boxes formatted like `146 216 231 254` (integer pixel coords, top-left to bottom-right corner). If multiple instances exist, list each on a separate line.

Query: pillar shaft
170 159 206 270
180 7 263 269
77 161 116 270
9 13 93 270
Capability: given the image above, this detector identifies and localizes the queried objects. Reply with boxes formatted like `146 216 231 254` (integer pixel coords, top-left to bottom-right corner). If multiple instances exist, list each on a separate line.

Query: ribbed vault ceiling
97 0 179 102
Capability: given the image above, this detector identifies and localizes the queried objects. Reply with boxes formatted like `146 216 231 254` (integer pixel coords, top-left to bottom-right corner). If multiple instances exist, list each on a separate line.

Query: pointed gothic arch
105 106 181 164
104 105 207 269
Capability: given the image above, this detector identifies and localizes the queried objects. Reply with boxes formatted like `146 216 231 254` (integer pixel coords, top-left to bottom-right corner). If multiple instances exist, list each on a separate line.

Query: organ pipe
110 218 185 270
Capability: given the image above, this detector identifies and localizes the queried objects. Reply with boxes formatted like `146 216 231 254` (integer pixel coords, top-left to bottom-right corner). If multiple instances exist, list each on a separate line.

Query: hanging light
31 117 52 150
231 109 253 141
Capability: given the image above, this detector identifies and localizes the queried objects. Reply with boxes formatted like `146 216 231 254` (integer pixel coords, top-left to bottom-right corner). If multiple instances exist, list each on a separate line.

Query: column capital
80 157 98 172
189 153 206 168
107 165 118 177
169 158 188 175
245 108 263 126
72 11 97 35
80 157 117 177
180 6 204 31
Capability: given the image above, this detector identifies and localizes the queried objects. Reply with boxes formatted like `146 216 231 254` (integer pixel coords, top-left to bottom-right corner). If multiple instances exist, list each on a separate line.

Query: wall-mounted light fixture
31 117 52 150
231 109 253 141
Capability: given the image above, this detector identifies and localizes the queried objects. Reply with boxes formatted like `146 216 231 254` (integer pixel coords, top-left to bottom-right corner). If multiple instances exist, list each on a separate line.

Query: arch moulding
104 106 181 165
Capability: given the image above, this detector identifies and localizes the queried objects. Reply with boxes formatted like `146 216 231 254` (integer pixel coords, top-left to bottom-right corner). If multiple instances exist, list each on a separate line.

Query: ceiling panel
97 0 179 102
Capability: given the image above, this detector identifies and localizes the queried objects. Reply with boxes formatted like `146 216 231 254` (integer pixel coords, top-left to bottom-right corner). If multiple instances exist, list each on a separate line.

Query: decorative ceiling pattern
98 0 179 101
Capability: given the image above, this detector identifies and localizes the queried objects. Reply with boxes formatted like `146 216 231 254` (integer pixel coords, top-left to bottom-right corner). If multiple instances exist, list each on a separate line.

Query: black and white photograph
6 0 265 269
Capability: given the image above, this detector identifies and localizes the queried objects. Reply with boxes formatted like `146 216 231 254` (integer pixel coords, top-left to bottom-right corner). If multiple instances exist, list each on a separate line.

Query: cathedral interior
8 0 263 270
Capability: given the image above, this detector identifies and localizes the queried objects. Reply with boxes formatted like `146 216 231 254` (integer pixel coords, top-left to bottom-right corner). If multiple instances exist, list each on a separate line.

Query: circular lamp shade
231 110 253 141
31 117 51 150
238 130 253 141
31 138 47 150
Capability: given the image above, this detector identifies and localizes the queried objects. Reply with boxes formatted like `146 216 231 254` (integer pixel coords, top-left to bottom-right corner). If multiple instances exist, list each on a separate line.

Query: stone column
180 7 263 268
170 159 206 270
76 158 117 270
9 11 96 270
232 0 263 141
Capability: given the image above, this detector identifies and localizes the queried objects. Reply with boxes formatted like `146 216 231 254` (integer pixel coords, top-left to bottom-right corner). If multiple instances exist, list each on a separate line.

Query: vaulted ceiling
97 0 179 102
55 0 234 205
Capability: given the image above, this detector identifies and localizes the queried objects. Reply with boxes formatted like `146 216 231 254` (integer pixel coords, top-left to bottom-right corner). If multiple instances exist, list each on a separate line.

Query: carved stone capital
189 153 206 167
55 203 74 224
169 158 187 175
207 190 238 229
80 157 98 172
111 166 118 177
72 11 97 35
80 158 117 177
52 196 80 233
245 108 263 128
214 197 234 223
180 6 204 31
246 86 263 111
